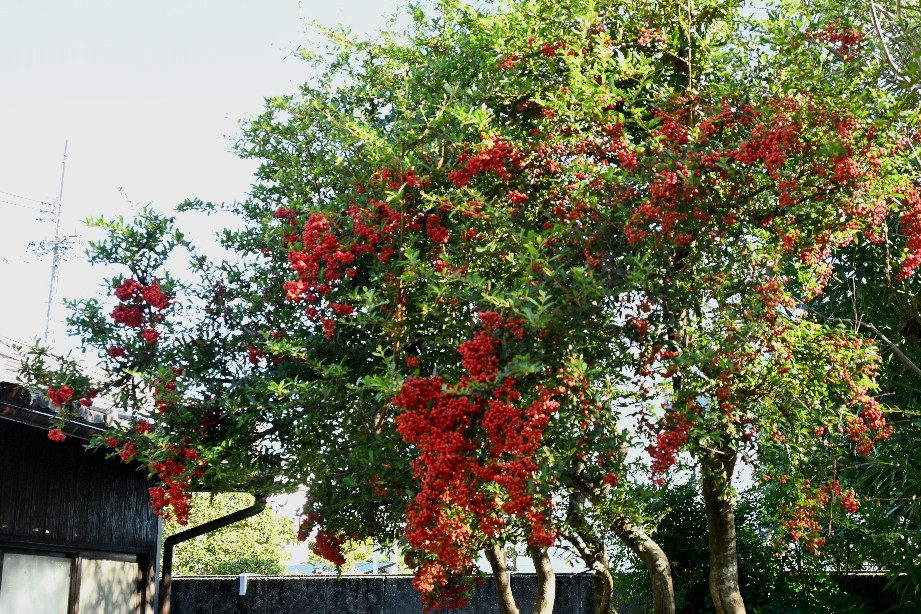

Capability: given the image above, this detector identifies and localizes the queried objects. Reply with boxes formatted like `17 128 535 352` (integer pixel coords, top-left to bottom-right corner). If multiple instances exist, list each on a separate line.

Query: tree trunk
611 518 675 614
591 555 616 614
485 542 521 614
566 462 616 614
701 450 746 614
530 547 556 614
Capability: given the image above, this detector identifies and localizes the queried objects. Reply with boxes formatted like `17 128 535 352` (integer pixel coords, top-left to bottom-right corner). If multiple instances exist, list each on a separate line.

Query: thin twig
827 316 921 378
870 3 908 84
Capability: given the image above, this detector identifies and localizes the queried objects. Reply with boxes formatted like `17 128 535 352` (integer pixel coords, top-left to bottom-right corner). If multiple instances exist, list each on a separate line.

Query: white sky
0 0 405 363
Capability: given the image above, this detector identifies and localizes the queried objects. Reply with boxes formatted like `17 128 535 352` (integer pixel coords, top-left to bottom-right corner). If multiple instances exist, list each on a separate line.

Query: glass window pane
77 558 139 614
0 552 71 614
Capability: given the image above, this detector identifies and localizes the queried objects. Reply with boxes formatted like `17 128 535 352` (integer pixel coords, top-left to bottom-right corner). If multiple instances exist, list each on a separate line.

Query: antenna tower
43 141 68 346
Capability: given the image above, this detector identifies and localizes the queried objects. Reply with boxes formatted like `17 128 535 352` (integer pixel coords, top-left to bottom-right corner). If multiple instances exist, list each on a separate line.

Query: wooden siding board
118 458 140 546
98 449 120 545
138 471 156 548
61 440 82 544
0 425 18 534
83 445 105 545
10 429 34 537
48 441 66 539
0 420 157 553
42 440 66 543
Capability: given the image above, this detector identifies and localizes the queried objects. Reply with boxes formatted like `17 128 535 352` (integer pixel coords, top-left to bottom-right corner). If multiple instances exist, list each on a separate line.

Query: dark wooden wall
0 418 158 551
0 418 160 613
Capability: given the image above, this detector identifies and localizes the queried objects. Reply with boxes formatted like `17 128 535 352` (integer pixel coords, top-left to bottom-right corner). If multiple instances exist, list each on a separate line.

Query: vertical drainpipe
158 494 267 614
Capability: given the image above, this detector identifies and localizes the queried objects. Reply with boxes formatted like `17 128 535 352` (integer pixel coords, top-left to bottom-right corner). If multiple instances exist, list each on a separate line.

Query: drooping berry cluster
447 137 523 188
47 384 74 408
807 21 865 61
282 168 436 338
311 530 347 567
109 278 172 344
393 312 559 606
775 479 862 557
147 446 201 525
897 188 921 280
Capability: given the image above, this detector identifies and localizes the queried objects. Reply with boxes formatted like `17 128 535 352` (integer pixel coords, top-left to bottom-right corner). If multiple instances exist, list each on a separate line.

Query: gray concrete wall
170 573 642 614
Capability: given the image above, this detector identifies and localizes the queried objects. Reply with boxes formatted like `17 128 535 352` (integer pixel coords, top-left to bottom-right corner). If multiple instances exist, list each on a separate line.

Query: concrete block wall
169 573 638 614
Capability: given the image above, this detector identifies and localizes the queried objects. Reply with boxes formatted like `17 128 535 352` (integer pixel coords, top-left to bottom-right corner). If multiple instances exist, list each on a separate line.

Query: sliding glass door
0 552 71 614
0 548 141 614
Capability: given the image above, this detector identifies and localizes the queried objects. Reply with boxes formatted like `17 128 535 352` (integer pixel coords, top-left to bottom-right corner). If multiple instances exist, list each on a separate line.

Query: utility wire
0 334 34 351
0 198 43 212
0 189 49 204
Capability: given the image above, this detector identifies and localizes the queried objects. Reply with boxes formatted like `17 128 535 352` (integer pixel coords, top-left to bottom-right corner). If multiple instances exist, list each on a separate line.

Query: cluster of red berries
447 137 523 187
647 413 691 477
394 315 562 590
109 278 171 349
284 212 357 336
284 174 435 336
370 167 425 191
778 500 825 556
636 27 666 47
114 278 171 309
311 530 347 567
412 560 478 611
807 21 865 61
457 331 500 383
296 512 322 542
247 346 265 365
47 384 74 408
817 480 860 514
425 214 449 244
148 444 202 525
897 188 921 280
273 206 298 226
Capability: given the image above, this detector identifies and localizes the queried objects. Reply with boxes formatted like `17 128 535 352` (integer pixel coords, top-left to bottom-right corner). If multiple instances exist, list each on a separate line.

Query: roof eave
0 382 106 441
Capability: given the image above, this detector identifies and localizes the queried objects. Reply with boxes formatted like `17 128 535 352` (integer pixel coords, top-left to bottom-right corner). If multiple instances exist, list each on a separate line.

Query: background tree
615 481 894 613
162 493 296 576
794 1 921 608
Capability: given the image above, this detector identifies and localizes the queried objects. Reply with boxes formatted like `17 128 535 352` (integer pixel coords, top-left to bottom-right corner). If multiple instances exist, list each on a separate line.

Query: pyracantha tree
20 1 921 614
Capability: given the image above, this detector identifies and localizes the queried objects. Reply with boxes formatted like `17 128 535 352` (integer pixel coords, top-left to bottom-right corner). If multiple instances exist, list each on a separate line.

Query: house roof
0 381 131 441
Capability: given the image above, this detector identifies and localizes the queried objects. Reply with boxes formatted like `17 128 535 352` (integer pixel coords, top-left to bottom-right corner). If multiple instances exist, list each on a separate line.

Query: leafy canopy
19 0 921 610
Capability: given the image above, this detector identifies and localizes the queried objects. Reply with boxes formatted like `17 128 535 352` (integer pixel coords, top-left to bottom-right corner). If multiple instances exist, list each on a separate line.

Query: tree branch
870 2 909 84
828 316 921 378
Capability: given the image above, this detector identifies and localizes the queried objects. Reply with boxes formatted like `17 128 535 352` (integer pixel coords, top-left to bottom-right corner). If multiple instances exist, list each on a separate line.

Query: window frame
0 545 144 614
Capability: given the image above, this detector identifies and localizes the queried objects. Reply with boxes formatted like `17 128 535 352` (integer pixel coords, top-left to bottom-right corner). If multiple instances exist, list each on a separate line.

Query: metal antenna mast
43 140 68 346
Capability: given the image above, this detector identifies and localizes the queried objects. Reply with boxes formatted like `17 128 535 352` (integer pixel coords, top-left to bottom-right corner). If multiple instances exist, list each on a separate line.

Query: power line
0 198 43 212
0 189 49 204
0 332 32 346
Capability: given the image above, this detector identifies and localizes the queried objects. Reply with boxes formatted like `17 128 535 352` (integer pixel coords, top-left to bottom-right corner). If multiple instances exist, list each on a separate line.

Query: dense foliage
616 481 897 613
19 1 921 613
